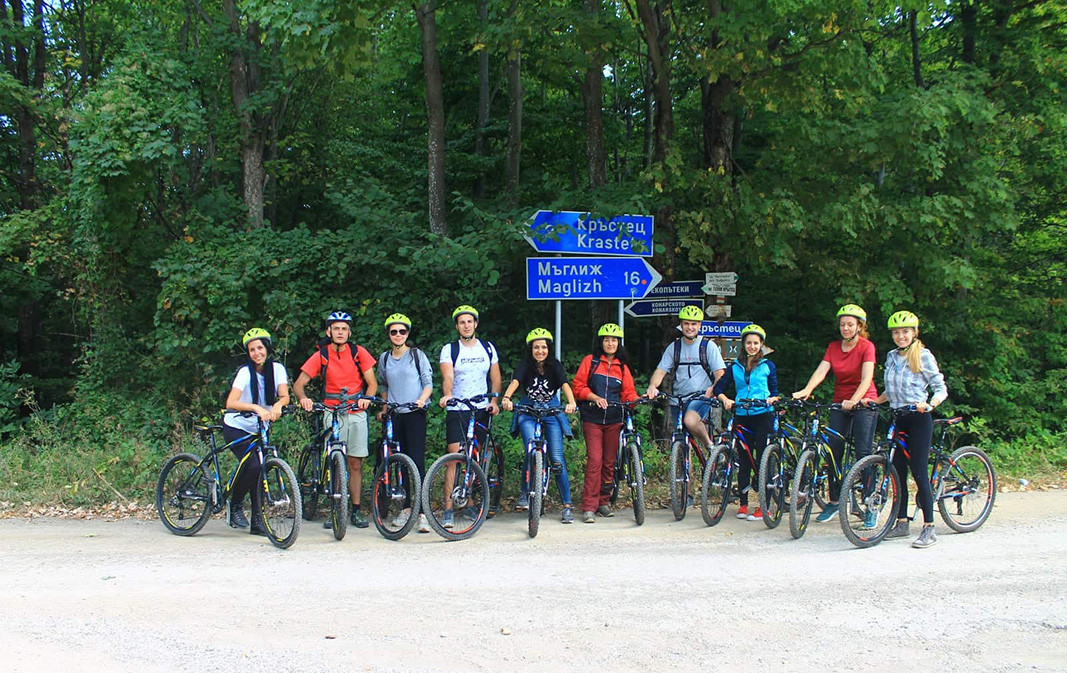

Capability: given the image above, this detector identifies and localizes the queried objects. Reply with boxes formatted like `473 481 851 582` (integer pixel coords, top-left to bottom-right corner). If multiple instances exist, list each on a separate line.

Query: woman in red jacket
572 323 640 524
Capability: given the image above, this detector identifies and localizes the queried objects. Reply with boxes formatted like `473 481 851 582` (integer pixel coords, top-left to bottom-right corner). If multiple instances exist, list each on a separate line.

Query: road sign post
526 257 662 301
702 272 738 297
525 211 654 257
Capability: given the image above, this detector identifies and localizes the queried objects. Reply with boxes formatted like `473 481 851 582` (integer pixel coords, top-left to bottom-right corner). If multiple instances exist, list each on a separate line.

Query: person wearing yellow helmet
377 313 434 534
501 328 578 523
645 305 726 453
713 323 779 521
222 328 290 535
572 323 639 523
792 304 879 523
872 310 948 549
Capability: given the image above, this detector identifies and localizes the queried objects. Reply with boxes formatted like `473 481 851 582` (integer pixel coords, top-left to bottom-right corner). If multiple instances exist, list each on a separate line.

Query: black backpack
669 336 716 381
449 338 497 390
379 347 425 384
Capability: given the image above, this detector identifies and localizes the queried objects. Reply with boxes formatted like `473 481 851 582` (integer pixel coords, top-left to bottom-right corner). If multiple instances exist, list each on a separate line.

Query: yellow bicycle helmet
526 327 553 344
740 324 766 341
678 305 704 321
384 313 412 330
598 323 624 338
452 305 479 322
242 327 272 347
887 310 920 329
836 304 867 322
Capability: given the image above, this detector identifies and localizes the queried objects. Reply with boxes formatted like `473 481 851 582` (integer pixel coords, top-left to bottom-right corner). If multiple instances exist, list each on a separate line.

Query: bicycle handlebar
511 404 568 419
445 393 499 410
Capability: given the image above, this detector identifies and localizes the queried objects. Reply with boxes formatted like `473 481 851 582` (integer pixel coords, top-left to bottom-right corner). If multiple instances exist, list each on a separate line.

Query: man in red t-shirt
293 311 378 528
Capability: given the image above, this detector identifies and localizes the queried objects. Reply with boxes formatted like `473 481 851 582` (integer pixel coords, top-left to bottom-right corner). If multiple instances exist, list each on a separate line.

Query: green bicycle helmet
598 323 624 338
452 305 479 322
384 313 412 330
836 304 867 323
887 310 920 329
526 327 553 344
740 323 766 341
242 327 272 348
678 305 705 321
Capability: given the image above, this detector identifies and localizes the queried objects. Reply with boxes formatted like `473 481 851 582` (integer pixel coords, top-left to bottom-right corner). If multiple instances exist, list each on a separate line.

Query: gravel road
1 491 1065 673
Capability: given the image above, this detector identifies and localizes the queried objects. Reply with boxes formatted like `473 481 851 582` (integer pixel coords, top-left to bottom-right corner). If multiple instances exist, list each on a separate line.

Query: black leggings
735 413 772 506
893 411 934 524
826 406 878 502
223 424 262 519
393 411 428 478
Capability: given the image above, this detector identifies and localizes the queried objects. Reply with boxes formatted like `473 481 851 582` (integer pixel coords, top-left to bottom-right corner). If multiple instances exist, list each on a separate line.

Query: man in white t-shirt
436 305 501 527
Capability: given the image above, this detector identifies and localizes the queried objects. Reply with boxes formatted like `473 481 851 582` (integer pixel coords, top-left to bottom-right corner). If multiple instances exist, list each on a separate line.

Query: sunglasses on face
389 328 408 336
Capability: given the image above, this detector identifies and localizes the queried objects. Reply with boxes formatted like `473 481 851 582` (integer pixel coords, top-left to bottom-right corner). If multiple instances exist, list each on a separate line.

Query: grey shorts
326 410 369 458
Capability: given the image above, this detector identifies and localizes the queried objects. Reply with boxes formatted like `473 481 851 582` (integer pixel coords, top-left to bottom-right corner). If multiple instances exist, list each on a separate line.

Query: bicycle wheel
789 449 817 539
668 440 688 521
839 454 900 548
758 442 785 529
936 446 996 533
485 438 504 519
328 451 349 541
372 452 421 541
296 444 320 521
528 449 544 539
700 444 731 527
420 453 489 541
627 442 647 526
156 452 212 536
260 457 301 549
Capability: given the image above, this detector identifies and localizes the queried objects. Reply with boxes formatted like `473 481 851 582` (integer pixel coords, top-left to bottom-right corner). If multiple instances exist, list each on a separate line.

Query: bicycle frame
667 392 717 484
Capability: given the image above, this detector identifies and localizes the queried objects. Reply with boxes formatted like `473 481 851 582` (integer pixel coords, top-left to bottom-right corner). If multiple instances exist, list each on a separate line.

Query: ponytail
905 338 924 374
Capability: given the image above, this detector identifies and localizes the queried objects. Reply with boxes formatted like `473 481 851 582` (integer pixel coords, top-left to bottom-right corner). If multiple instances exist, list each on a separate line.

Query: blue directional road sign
525 210 654 257
644 280 705 299
527 257 662 300
625 298 702 318
697 321 752 338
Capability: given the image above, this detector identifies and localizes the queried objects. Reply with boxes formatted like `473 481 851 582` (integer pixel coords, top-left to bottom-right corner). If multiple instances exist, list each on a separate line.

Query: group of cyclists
222 300 950 549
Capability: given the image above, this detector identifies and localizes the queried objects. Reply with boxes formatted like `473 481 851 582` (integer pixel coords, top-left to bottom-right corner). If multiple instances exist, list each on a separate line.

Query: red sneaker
736 505 749 519
747 507 763 521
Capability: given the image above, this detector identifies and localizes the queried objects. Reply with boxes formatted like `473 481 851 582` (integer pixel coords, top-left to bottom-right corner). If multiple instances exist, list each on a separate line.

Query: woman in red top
792 304 879 523
572 323 639 524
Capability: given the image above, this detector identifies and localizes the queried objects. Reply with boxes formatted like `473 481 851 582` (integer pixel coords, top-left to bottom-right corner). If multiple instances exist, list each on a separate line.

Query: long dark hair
592 336 629 365
519 340 565 390
245 338 277 406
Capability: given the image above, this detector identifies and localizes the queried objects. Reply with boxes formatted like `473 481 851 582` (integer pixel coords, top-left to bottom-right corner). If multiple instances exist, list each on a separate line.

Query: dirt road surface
2 491 1065 673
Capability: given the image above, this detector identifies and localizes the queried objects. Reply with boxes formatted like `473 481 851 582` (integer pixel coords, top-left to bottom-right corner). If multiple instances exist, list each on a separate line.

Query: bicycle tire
627 441 646 526
260 457 301 549
701 444 732 527
485 438 504 519
156 452 212 536
668 440 688 521
372 452 421 541
420 453 489 541
789 449 817 539
758 442 785 529
839 454 900 548
296 444 319 521
329 451 349 541
936 445 996 533
528 449 544 539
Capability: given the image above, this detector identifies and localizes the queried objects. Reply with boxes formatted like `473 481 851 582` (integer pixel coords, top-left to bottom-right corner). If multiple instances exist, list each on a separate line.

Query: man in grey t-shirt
645 305 725 450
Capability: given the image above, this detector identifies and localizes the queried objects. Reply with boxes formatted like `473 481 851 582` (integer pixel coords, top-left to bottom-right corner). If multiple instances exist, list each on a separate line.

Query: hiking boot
912 525 938 549
442 509 454 529
886 519 910 539
596 505 614 518
228 503 249 529
583 511 596 524
736 505 749 520
747 507 763 521
863 509 878 529
323 518 333 530
351 508 369 528
249 519 268 537
815 503 839 523
417 513 431 533
560 506 574 524
516 493 530 511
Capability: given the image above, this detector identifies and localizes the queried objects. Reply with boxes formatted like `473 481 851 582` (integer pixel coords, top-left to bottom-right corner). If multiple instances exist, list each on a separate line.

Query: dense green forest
1 0 1064 504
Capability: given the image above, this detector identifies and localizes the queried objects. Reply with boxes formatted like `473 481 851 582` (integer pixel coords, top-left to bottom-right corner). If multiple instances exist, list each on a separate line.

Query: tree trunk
223 0 267 228
960 1 977 64
581 0 606 189
474 0 490 198
909 10 925 88
6 0 46 210
416 1 449 236
634 0 672 163
506 47 523 201
700 0 734 171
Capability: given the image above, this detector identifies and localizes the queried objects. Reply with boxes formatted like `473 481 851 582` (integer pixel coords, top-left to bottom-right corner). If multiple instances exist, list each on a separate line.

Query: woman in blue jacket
713 324 779 521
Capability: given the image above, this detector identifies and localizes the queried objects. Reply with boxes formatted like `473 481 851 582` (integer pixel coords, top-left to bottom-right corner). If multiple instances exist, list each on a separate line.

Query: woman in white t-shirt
222 328 290 534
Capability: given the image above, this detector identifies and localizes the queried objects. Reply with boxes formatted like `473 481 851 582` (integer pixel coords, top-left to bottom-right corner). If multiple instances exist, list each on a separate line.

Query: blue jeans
518 414 572 505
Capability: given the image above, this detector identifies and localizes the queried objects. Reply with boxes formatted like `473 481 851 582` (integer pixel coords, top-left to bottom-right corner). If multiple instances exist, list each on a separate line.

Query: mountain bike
156 409 301 549
788 402 858 540
604 398 654 525
366 397 424 541
663 392 720 521
513 404 571 538
295 389 362 540
700 399 773 526
757 400 806 529
839 407 997 548
420 394 495 541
